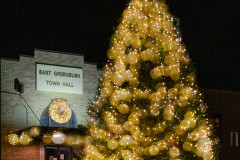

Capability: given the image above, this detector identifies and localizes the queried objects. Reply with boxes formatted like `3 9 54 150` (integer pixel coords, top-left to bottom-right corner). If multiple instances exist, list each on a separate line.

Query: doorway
45 145 72 160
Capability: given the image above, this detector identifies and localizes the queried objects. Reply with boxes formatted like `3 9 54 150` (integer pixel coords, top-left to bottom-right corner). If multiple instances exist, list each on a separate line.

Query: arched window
40 107 77 128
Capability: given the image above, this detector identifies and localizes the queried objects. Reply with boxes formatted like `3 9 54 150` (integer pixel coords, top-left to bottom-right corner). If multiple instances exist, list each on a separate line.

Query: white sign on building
36 63 83 94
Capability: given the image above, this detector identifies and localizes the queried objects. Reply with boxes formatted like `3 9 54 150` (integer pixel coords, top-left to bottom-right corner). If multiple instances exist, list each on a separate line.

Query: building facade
1 49 240 160
202 89 240 160
1 49 102 160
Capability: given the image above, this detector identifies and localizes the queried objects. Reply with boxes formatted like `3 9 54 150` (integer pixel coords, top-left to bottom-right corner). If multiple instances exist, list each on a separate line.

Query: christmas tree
84 0 218 159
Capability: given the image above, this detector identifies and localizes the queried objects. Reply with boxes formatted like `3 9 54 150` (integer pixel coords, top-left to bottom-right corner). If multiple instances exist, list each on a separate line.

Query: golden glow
19 132 31 145
29 126 41 137
85 0 216 159
43 133 52 144
8 133 19 145
51 131 66 144
49 98 72 124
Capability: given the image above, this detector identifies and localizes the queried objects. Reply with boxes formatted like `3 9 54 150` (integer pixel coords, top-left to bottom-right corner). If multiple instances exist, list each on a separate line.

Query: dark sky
1 0 240 91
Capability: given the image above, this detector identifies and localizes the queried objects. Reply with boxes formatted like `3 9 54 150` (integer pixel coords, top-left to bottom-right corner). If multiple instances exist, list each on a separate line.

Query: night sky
1 0 240 91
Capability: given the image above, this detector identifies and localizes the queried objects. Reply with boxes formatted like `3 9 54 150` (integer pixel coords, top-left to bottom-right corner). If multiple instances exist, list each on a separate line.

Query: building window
230 131 239 147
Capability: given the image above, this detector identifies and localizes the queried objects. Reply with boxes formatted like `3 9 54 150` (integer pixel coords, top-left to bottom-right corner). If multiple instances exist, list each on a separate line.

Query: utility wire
1 91 43 126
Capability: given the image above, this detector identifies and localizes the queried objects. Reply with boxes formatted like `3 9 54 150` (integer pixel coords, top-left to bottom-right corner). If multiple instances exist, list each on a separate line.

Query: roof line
0 57 19 61
20 54 34 58
34 48 84 57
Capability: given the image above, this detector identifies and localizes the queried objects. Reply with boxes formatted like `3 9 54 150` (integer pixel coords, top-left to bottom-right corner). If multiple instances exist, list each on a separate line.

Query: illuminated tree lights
85 0 219 159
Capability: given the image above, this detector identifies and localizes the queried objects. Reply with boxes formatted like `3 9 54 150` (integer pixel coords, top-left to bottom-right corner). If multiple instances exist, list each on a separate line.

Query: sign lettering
36 64 83 94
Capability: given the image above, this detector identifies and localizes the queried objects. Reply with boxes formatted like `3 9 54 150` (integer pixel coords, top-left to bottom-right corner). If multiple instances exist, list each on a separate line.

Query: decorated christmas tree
84 0 218 159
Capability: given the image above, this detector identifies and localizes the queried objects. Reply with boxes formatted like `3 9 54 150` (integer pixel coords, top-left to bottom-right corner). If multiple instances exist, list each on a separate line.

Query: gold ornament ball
174 125 185 136
96 143 107 153
108 154 119 160
203 152 213 160
123 121 134 131
169 146 180 158
131 106 141 114
183 141 194 152
84 144 97 156
149 92 161 103
128 113 140 125
129 77 139 88
43 133 52 144
111 72 125 86
137 20 149 38
163 108 174 121
123 70 133 81
128 51 139 64
132 36 142 49
149 145 160 156
150 66 164 79
168 88 178 100
113 124 124 135
142 137 153 147
150 53 161 65
140 50 151 61
150 105 160 116
157 87 167 97
164 54 173 65
188 131 200 142
119 135 133 147
118 103 130 114
51 131 66 144
196 138 211 154
100 87 112 98
157 140 167 150
121 150 132 159
8 133 19 145
189 118 197 128
184 111 195 120
136 147 145 156
180 120 191 129
177 96 188 107
180 87 194 100
19 132 31 145
29 126 41 137
114 61 126 71
108 139 119 150
170 70 180 81
107 49 116 59
117 89 128 100
194 148 204 157
130 126 141 137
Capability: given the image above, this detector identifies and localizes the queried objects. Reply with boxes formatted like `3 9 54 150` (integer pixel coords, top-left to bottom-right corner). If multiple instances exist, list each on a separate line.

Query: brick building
202 89 240 160
1 49 240 160
1 49 102 160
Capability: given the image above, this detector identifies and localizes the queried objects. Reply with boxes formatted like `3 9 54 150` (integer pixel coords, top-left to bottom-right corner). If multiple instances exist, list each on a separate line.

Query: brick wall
1 49 102 160
1 134 40 160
